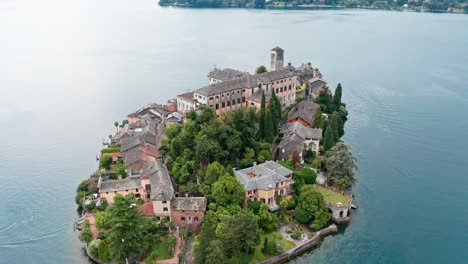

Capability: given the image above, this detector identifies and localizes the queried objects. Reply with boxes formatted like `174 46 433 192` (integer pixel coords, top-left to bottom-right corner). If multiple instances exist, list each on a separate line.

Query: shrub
178 253 184 264
301 168 316 185
81 220 93 244
99 155 113 170
95 211 111 229
290 230 302 240
88 240 100 258
100 147 121 154
75 191 90 205
97 240 110 262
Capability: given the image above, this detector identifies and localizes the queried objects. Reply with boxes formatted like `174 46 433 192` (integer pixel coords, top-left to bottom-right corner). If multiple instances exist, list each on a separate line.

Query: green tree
333 83 342 110
255 65 267 74
256 203 278 232
254 0 266 8
212 175 245 206
195 135 224 165
107 195 150 261
264 109 274 143
240 147 255 168
316 91 333 113
192 222 216 264
325 143 357 188
257 149 272 163
312 107 324 129
94 211 111 229
323 126 335 152
114 121 119 132
97 240 111 262
257 91 266 140
269 90 280 134
205 161 224 185
99 155 113 170
205 240 228 264
216 210 260 257
295 185 330 230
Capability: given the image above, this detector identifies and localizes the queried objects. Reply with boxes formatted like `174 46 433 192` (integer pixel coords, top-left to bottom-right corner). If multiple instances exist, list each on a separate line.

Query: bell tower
271 47 284 71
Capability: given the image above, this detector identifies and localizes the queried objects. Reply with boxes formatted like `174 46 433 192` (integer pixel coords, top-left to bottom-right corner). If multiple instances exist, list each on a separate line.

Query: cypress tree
329 112 340 142
264 109 274 143
312 107 324 129
333 83 342 111
257 91 266 140
273 90 282 119
269 92 279 135
323 126 335 152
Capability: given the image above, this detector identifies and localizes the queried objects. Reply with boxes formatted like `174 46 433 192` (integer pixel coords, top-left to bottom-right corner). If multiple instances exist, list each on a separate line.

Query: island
75 47 358 264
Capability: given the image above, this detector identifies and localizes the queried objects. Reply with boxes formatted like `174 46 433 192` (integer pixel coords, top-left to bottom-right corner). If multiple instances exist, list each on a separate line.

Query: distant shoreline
159 4 468 15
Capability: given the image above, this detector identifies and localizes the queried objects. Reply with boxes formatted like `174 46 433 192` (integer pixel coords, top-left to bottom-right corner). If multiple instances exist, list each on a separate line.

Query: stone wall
257 224 339 264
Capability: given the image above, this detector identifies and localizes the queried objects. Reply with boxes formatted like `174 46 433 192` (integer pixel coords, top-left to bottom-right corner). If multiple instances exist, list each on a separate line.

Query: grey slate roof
277 133 306 162
99 177 142 193
277 122 322 162
284 122 322 140
271 46 284 52
195 75 258 96
249 89 272 103
207 68 248 81
124 147 144 167
234 161 293 192
177 92 193 102
255 69 297 84
171 197 207 211
149 160 174 201
287 99 319 126
121 135 143 153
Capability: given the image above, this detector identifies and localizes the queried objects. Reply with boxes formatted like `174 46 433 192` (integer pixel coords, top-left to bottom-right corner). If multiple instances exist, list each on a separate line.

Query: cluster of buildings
94 47 332 227
97 103 206 231
176 47 328 117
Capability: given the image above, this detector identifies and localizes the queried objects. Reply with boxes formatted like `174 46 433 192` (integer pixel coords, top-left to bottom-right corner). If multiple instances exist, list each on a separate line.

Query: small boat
351 203 358 209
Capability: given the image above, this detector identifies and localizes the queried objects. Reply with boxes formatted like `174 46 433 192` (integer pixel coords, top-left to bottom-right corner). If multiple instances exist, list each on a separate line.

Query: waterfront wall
257 224 339 264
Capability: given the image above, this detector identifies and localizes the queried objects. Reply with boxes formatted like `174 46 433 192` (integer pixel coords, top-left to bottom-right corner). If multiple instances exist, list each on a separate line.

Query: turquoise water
1 1 468 263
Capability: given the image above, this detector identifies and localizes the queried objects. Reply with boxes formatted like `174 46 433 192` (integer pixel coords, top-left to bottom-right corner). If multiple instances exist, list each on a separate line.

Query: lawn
145 239 173 260
251 231 296 263
314 186 351 206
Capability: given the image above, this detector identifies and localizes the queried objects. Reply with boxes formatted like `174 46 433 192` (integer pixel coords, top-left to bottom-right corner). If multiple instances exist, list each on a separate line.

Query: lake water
1 0 468 263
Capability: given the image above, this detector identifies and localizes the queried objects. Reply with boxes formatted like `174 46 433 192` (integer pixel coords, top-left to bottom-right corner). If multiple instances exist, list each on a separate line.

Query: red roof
139 202 155 216
165 103 177 113
102 152 123 162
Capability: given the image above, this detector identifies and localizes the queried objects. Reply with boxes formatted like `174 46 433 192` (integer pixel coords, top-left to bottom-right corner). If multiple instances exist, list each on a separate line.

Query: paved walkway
85 213 99 240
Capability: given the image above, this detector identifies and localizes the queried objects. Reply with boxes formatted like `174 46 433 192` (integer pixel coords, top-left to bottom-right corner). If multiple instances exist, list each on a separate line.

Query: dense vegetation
81 194 179 263
159 0 468 13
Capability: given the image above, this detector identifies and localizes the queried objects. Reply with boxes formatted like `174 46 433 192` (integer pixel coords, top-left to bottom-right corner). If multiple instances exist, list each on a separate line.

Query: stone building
276 122 322 162
271 46 284 71
176 92 195 114
287 99 320 127
170 196 207 231
207 68 248 84
234 161 294 211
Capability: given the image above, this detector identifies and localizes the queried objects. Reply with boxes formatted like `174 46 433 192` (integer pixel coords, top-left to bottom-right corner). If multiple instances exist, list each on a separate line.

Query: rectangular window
136 189 139 192
163 207 168 212
135 193 141 198
162 201 167 204
222 102 225 108
289 85 291 90
222 94 224 97
237 99 241 104
232 100 235 105
209 97 213 100
280 87 283 92
227 101 230 107
216 95 219 99
276 88 279 93
181 217 185 221
216 104 219 110
242 97 246 102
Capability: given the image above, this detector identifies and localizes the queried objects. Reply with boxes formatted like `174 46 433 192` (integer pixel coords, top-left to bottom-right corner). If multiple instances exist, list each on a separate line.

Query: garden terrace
314 186 351 207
